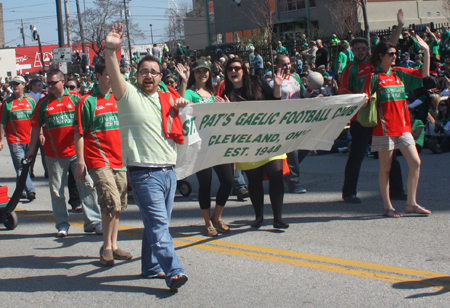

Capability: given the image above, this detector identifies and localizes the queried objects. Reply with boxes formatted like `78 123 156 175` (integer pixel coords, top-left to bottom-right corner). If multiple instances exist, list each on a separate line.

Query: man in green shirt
105 23 190 291
426 26 440 58
276 41 288 55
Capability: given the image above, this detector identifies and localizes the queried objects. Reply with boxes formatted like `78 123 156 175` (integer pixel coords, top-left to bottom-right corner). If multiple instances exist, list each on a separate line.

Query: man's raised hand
105 23 125 47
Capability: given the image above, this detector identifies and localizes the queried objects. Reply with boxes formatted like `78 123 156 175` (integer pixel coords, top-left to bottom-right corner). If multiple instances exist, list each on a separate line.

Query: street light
149 24 154 45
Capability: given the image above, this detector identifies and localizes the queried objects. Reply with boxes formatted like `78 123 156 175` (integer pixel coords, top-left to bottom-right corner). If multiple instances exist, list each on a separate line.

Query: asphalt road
0 147 449 307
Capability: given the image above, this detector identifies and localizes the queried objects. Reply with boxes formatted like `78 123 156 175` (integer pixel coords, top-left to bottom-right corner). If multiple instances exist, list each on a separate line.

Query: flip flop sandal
169 275 188 291
383 209 402 218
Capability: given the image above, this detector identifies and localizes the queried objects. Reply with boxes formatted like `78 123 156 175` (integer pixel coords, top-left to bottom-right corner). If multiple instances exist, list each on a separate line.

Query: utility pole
38 34 45 72
75 0 86 53
21 19 25 46
123 0 133 64
56 0 65 47
361 0 370 44
149 24 153 44
64 0 72 47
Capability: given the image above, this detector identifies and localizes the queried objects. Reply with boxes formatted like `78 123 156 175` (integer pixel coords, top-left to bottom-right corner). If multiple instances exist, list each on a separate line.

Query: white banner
175 94 366 180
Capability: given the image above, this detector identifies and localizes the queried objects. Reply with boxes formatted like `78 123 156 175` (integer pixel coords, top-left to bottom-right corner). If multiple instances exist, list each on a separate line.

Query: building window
437 11 441 17
210 34 217 45
278 0 315 11
427 12 431 18
226 32 233 43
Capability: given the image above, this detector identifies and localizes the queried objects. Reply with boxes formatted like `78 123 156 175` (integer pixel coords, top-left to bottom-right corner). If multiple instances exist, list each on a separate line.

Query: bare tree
166 2 193 51
240 0 277 67
326 0 361 37
69 0 144 56
242 0 277 45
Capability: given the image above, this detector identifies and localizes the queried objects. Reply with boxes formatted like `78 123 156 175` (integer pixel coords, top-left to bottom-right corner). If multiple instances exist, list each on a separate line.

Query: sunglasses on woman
385 52 396 57
227 66 243 72
67 85 77 90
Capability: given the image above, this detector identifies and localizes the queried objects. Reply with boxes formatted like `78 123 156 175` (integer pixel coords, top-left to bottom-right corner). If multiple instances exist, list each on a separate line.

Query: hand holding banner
175 94 366 180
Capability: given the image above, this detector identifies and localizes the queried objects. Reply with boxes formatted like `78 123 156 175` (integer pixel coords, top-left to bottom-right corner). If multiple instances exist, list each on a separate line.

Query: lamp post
149 24 154 45
123 0 132 65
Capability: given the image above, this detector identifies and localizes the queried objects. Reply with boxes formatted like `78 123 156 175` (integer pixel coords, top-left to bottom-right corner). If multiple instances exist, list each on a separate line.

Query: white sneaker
57 227 68 237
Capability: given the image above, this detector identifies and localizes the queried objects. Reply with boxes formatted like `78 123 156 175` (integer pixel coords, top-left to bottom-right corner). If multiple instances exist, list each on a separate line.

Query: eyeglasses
353 47 368 51
227 66 243 72
48 80 62 86
167 80 175 84
67 85 77 90
9 82 20 87
439 104 447 107
385 52 397 57
139 70 161 77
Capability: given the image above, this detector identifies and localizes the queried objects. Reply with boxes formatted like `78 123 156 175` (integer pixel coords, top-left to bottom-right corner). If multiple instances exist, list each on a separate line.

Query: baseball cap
370 33 379 39
192 59 211 71
402 52 410 57
9 76 26 84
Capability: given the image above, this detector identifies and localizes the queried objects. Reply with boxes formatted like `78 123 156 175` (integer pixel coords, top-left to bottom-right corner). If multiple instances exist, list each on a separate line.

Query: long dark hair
187 67 214 94
372 41 396 68
223 58 264 101
438 98 450 120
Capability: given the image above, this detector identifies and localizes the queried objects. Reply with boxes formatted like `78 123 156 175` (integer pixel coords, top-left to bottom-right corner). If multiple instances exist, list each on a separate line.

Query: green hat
192 59 210 71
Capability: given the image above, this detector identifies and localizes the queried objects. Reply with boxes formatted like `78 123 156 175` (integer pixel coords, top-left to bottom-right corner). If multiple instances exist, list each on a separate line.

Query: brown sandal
211 218 230 233
383 209 402 218
205 226 218 237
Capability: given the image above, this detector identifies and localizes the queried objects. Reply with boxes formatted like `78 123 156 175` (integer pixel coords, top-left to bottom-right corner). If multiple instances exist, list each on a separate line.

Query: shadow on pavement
0 255 177 298
392 276 450 298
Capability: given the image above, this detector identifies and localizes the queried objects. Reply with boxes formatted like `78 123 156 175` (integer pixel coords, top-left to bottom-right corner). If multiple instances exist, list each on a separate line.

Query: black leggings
244 159 285 223
196 163 234 210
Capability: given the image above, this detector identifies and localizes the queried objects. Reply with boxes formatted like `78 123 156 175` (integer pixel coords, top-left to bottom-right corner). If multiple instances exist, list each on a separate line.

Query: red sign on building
15 43 94 74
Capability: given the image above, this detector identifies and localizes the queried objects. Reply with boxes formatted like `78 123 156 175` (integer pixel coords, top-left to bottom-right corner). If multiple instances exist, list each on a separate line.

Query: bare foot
405 205 431 215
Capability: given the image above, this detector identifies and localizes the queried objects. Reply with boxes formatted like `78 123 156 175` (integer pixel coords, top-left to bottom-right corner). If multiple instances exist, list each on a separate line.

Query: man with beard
104 23 190 291
339 9 408 203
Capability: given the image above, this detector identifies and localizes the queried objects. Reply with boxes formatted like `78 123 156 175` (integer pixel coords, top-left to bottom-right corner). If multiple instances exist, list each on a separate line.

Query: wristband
104 46 115 51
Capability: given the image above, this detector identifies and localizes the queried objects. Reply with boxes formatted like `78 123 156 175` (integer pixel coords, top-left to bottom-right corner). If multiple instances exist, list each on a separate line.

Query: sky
2 0 191 47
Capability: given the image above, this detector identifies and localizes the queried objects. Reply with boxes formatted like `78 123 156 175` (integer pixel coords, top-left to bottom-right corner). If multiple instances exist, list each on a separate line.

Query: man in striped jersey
0 76 37 200
74 60 132 266
26 69 102 238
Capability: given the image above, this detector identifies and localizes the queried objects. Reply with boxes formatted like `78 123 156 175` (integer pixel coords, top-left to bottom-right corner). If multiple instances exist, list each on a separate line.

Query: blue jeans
8 143 35 194
233 169 247 193
129 167 185 287
45 155 101 230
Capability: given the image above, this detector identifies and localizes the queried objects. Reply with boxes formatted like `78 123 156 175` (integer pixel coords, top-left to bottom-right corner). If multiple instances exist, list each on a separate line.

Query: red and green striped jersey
338 58 373 121
338 59 373 95
74 85 123 171
0 94 36 144
363 67 423 137
31 89 81 158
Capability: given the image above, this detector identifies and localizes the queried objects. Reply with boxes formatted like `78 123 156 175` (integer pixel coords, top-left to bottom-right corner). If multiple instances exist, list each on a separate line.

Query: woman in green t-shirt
177 59 234 237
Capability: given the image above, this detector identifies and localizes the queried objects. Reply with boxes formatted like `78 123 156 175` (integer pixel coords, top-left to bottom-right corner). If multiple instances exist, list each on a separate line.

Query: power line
3 2 55 11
